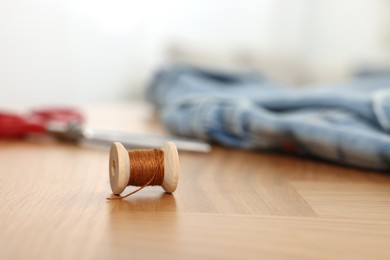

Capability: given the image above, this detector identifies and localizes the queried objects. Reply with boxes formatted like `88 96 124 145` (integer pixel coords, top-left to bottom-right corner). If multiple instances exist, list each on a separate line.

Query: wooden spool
109 141 180 195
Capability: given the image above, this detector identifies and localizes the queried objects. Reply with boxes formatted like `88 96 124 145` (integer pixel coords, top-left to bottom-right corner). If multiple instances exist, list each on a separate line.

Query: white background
0 0 389 107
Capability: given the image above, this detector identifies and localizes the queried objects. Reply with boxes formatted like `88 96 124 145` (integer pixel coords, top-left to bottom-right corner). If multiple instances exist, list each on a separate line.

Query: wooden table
1 103 390 259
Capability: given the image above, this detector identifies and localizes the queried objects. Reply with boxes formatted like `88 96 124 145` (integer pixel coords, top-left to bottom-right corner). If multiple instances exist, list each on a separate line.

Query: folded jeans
147 64 390 170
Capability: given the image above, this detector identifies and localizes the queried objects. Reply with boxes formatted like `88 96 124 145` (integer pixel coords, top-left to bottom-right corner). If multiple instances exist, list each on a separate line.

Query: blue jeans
147 64 390 170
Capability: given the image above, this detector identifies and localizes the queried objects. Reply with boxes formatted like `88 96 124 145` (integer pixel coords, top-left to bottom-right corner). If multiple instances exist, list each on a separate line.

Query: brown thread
107 149 164 200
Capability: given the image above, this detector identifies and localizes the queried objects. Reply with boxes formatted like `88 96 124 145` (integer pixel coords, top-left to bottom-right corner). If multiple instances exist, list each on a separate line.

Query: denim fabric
147 65 390 170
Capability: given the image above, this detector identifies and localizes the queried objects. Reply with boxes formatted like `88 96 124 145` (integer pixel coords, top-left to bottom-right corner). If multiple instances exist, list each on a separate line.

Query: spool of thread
108 141 179 199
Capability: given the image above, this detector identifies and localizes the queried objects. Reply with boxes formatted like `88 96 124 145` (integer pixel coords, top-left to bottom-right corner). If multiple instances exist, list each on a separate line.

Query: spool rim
161 142 180 193
109 142 130 195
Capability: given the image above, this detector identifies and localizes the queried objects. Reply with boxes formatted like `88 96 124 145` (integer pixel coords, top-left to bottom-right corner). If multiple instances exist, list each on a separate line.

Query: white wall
0 0 150 106
301 0 390 81
0 0 389 107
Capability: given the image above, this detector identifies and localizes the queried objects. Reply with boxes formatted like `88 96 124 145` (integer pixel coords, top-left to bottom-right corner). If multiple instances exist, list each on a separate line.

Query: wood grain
1 103 390 260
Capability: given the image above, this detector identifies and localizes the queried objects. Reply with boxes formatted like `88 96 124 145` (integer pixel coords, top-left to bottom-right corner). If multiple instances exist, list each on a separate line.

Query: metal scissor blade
82 128 211 153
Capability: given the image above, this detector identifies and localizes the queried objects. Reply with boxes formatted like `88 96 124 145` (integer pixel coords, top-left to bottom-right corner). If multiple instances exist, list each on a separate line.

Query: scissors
0 107 211 152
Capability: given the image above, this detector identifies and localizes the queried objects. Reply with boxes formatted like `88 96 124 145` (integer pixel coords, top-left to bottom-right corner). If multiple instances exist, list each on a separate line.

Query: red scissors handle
0 107 84 138
0 112 45 138
31 108 84 123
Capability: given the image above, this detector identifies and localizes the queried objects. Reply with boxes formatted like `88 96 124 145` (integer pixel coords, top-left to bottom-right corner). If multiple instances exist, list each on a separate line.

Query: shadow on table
103 191 179 256
106 190 177 212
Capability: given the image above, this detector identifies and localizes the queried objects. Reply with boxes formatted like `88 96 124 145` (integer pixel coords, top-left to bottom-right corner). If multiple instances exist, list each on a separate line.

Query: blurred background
0 0 389 107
